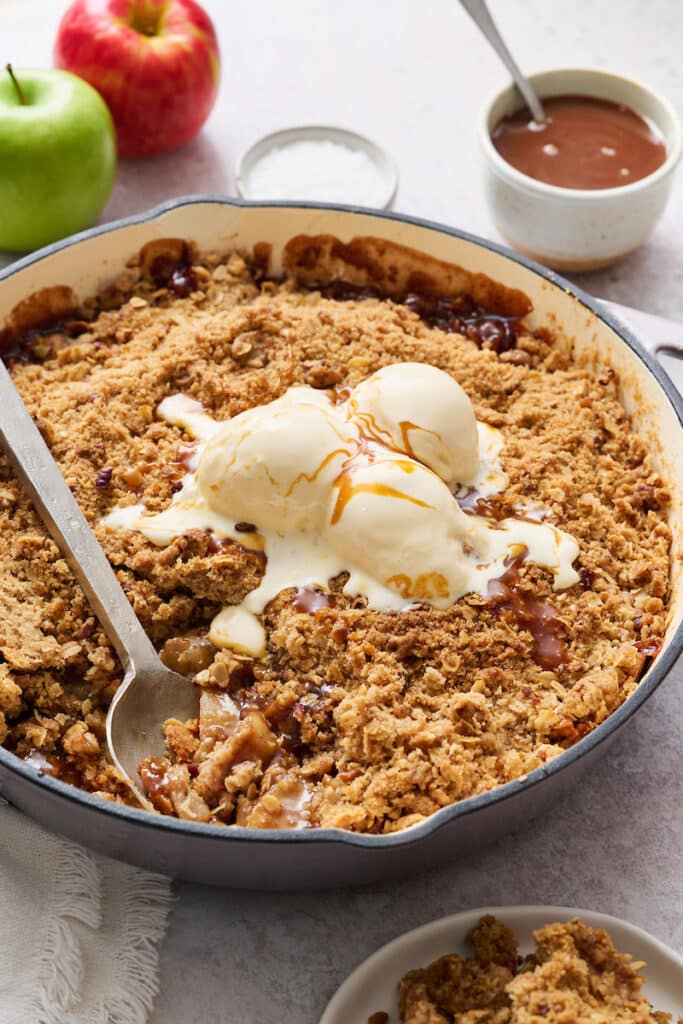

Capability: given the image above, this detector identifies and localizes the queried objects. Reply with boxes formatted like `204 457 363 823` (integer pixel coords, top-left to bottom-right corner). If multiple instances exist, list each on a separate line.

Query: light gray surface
1 1 682 1021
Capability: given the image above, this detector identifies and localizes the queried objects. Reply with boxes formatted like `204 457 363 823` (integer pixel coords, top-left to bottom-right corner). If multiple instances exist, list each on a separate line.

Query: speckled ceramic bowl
0 197 681 888
479 68 682 271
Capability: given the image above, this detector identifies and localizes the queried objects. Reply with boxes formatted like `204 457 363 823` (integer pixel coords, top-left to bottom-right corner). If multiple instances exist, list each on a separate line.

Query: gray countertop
2 2 682 1020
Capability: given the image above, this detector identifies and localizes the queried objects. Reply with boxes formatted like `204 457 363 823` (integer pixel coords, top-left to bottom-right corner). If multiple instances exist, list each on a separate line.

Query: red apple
54 0 220 159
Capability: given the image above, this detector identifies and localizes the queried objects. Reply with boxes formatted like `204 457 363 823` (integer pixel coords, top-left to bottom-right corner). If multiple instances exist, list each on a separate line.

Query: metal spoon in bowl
0 360 197 809
459 0 547 125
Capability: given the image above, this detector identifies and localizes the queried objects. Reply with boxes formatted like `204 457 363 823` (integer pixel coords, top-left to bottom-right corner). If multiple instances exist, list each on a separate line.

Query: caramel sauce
0 327 13 357
2 269 526 370
487 554 568 669
402 292 523 352
284 447 352 497
492 95 667 190
157 455 190 493
398 419 436 460
285 233 532 318
121 466 144 492
237 532 266 553
385 571 449 601
330 450 433 526
292 587 335 613
207 533 227 554
319 280 381 303
233 676 332 760
351 408 440 465
206 530 266 558
0 313 83 363
168 266 198 298
320 281 524 353
251 241 273 280
138 756 173 812
149 249 198 297
330 384 352 404
457 488 512 521
268 706 306 758
207 534 267 566
348 410 391 447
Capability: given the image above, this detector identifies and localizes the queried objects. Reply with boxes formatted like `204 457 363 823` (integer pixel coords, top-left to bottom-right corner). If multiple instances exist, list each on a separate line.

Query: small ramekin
478 68 682 271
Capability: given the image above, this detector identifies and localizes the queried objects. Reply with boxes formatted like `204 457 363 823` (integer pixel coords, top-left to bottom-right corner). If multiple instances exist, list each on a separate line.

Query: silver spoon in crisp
0 359 197 809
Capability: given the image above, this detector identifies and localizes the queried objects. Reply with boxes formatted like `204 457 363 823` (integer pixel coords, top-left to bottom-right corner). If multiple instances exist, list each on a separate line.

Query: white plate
235 125 398 208
319 905 683 1023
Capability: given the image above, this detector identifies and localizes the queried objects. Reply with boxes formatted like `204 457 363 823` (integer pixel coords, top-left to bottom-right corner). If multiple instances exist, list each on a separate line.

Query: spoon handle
0 359 158 675
458 0 546 124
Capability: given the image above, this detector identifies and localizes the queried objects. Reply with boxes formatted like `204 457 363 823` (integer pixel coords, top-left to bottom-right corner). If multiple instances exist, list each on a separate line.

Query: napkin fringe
36 916 83 1023
98 871 174 1024
52 843 102 929
26 838 101 1024
2 800 173 1024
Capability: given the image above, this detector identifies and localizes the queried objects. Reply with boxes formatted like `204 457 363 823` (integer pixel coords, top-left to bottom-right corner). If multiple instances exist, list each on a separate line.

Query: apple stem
5 64 27 105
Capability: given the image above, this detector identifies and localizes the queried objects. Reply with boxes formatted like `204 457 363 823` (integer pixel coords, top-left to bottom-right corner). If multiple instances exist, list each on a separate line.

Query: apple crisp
0 238 671 830
382 914 679 1023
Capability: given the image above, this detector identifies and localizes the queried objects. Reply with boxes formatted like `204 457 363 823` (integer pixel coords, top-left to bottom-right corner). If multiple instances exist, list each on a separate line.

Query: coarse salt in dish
236 127 397 207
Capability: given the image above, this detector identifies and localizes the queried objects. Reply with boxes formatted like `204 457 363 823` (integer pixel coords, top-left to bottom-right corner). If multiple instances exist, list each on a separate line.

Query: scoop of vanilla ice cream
323 451 477 608
198 388 356 532
346 362 479 488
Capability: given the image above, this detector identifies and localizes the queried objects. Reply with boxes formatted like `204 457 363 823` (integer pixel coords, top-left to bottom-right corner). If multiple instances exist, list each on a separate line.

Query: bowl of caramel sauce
479 68 681 271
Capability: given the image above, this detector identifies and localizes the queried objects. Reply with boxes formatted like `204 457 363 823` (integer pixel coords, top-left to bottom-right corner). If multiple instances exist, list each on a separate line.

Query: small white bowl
235 125 398 209
479 68 682 271
320 905 683 1023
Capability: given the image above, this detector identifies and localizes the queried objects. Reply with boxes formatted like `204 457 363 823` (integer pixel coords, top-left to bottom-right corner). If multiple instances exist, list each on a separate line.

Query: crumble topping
0 242 671 831
383 914 679 1023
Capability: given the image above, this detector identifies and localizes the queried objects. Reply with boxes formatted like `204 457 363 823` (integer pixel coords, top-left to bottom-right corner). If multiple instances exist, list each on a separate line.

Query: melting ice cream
102 363 580 656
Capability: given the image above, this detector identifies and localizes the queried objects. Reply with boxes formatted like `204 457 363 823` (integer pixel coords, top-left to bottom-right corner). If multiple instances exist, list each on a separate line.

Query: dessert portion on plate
375 914 680 1023
0 238 671 831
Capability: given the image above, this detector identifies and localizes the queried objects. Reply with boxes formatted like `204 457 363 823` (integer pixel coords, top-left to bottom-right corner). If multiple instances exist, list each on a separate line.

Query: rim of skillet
1 195 682 850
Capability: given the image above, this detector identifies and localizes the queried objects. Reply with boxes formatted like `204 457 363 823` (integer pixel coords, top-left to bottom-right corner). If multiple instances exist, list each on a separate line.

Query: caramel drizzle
487 552 568 669
349 405 443 464
385 571 449 600
329 450 434 526
330 384 352 404
398 418 439 460
350 408 395 448
292 587 334 613
284 446 354 497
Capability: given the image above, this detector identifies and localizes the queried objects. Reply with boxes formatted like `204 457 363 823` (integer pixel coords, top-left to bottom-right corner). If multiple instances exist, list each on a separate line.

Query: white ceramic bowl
235 125 398 209
479 68 682 271
320 905 683 1022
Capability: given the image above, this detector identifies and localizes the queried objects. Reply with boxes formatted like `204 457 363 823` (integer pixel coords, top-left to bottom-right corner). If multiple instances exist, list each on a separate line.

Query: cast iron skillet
0 197 681 889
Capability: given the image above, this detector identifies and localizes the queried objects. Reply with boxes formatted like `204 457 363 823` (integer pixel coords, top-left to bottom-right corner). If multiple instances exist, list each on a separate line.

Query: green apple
0 66 116 252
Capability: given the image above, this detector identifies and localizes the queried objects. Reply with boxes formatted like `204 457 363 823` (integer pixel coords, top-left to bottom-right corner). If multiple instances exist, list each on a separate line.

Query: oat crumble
389 915 680 1023
0 240 671 831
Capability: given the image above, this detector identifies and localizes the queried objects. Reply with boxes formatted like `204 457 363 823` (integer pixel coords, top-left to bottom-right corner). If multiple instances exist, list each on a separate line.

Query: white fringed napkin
0 800 173 1024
